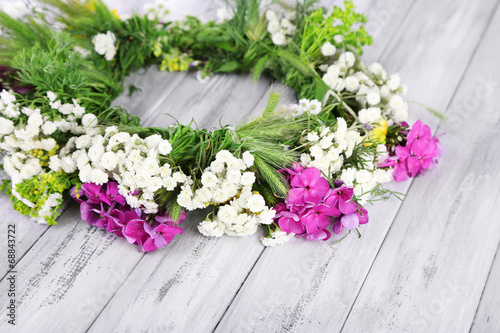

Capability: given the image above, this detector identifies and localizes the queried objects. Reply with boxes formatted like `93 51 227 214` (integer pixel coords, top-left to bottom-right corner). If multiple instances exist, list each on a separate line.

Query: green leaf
315 75 330 101
215 60 240 73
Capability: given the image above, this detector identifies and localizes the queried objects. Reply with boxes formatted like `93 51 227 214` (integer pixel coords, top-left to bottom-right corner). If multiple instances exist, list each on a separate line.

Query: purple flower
406 119 432 148
81 183 111 205
301 205 339 240
380 145 411 182
287 167 330 205
80 202 102 226
143 223 183 252
122 215 149 252
332 207 369 235
104 181 126 206
324 186 356 215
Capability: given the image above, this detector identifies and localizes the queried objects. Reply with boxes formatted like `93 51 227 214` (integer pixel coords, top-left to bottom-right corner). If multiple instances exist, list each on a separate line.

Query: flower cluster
0 90 87 197
143 0 169 22
321 52 409 124
273 165 368 241
73 181 184 252
380 120 442 182
71 126 187 214
266 10 296 46
300 118 361 175
92 31 116 61
292 98 323 116
177 150 276 237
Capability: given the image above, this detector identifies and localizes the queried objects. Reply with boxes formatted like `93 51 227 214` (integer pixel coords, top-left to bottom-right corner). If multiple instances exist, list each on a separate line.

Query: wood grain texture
471 245 500 333
0 0 498 332
341 2 500 332
215 0 500 332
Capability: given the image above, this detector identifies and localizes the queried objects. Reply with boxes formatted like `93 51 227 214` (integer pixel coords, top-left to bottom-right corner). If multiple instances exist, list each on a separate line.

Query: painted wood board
471 245 500 333
340 2 500 332
215 0 500 332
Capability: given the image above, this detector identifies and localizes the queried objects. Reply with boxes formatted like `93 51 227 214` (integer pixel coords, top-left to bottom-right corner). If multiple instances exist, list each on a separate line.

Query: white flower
333 35 344 44
2 2 28 19
338 52 356 68
265 10 278 22
92 31 116 61
216 7 233 22
217 205 238 224
320 41 336 56
58 103 74 115
0 117 14 135
309 99 322 115
307 132 319 142
173 171 187 183
157 139 172 155
46 91 57 102
369 62 384 76
394 107 409 123
201 171 218 188
247 194 265 213
261 230 295 247
366 91 381 106
389 95 407 111
345 76 360 93
358 107 381 124
272 32 286 46
215 150 233 163
267 19 280 34
81 113 98 128
387 73 401 91
88 145 104 163
240 172 256 186
198 220 225 237
41 121 57 135
242 151 254 167
49 156 62 172
61 156 77 173
101 151 118 171
356 169 372 184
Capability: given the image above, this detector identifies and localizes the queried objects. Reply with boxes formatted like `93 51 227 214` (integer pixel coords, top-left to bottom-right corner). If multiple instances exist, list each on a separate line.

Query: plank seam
468 241 500 332
339 0 500 330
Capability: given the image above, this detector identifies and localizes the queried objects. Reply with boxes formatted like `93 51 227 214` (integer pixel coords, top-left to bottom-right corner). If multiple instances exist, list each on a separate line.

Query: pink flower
381 119 443 182
324 186 356 215
301 205 339 240
332 206 369 234
143 223 183 252
380 145 411 182
287 167 330 205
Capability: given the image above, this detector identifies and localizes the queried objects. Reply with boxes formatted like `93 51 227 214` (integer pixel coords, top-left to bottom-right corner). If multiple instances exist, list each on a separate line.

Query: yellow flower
364 118 388 146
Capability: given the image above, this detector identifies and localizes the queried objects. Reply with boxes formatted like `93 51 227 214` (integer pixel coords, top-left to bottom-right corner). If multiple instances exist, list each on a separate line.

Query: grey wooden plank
0 71 271 333
340 2 500 332
214 0 499 332
0 206 144 332
471 245 500 333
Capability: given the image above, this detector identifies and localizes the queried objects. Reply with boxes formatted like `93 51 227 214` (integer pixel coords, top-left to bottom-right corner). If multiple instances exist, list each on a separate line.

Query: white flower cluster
2 1 29 19
92 31 116 61
266 10 296 46
143 0 169 22
292 98 323 116
261 229 295 247
300 117 362 176
33 192 62 224
177 150 275 237
0 91 89 182
321 52 409 124
71 126 185 214
341 164 393 205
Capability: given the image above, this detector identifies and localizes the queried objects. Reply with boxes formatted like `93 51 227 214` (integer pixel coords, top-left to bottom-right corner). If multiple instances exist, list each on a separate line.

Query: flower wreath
0 0 442 252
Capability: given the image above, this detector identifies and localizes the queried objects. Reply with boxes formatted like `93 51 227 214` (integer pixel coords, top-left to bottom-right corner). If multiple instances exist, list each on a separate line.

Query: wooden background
1 0 499 331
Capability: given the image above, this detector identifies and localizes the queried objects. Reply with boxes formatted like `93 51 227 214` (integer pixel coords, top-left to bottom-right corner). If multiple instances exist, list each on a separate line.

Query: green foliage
10 172 77 225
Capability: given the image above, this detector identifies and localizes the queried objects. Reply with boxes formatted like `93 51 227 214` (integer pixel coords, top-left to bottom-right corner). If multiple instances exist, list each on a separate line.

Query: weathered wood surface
0 0 499 332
